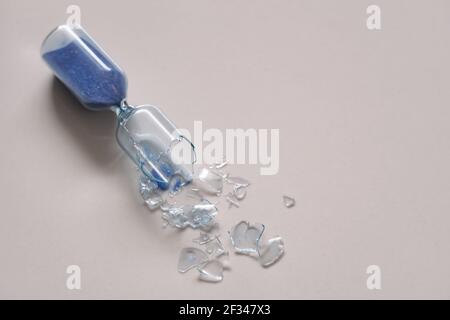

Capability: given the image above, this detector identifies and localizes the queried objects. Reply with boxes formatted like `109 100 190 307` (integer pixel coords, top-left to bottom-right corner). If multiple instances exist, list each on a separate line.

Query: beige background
1 0 450 299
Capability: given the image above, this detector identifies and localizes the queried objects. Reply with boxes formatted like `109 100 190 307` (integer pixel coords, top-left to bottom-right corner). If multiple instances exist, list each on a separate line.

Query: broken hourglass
41 24 195 193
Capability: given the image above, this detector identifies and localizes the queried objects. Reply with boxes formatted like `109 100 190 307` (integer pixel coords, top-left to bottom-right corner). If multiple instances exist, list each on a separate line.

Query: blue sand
43 38 127 110
151 163 174 190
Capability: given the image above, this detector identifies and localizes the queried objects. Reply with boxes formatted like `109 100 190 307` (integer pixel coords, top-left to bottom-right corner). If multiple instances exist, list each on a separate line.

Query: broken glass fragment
178 247 208 273
159 200 171 212
204 236 226 257
194 168 223 195
163 205 189 228
226 176 250 188
229 221 265 255
139 175 163 209
189 201 218 228
233 186 247 200
212 169 230 181
186 188 204 201
139 175 158 200
193 232 214 245
217 251 231 269
145 192 163 210
198 260 224 282
259 237 285 267
283 195 295 208
162 200 217 229
226 193 240 208
215 160 228 169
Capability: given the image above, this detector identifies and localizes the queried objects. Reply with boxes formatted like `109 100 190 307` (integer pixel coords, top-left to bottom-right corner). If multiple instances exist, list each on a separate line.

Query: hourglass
41 24 195 193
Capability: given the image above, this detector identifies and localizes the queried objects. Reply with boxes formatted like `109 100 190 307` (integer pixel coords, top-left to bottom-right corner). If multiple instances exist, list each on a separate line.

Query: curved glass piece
41 24 127 110
259 236 285 267
198 260 224 282
116 105 195 191
177 247 208 273
229 221 265 255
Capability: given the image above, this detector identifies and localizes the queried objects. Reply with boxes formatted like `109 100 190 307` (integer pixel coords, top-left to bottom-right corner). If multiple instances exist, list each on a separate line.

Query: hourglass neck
112 100 135 121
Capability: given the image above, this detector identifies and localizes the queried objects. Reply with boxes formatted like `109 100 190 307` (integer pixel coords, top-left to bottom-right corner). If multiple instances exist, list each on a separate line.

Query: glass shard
233 186 247 200
283 195 295 208
189 201 218 228
198 260 224 282
162 200 217 229
215 160 228 169
139 175 157 200
178 247 208 273
217 251 231 269
226 193 240 208
159 200 171 212
229 221 265 255
226 176 250 188
259 237 285 267
204 236 226 257
186 188 204 201
194 168 223 195
209 168 229 180
193 232 214 245
145 192 163 210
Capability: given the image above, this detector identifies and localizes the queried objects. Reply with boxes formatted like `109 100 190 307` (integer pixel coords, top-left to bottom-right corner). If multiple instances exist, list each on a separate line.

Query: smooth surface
1 0 450 299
